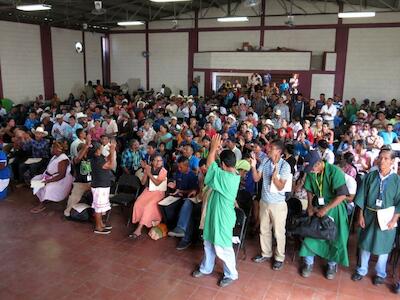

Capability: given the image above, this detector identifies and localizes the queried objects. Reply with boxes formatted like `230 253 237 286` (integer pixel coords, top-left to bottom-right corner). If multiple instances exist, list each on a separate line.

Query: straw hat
31 127 48 136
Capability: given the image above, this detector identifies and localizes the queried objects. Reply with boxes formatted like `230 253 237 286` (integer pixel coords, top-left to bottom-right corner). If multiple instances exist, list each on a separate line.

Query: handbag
289 215 337 241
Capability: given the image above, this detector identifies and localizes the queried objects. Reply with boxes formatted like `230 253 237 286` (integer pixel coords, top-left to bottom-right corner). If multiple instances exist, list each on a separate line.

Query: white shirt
320 149 335 164
0 108 7 117
70 138 85 159
290 122 303 139
320 104 337 121
52 121 69 140
102 120 118 136
344 173 357 195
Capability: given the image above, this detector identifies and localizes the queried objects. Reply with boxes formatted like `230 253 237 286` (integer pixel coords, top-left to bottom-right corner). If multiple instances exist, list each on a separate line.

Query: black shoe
393 282 400 294
168 227 185 238
252 255 271 263
301 264 313 278
176 240 191 251
351 272 364 281
325 264 337 280
272 261 284 271
192 270 208 278
218 277 236 288
373 276 385 285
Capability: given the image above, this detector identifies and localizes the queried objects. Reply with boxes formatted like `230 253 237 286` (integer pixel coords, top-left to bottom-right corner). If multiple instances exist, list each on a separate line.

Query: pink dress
32 154 74 203
132 168 167 228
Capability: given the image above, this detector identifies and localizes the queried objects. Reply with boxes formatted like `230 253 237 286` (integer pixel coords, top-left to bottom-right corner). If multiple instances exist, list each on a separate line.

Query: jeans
200 240 238 280
356 249 388 278
304 256 337 267
177 199 194 243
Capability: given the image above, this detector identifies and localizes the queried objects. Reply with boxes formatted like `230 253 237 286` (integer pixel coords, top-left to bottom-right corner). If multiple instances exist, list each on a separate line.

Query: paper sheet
158 196 181 206
71 203 91 213
25 158 42 165
377 206 398 231
270 174 293 193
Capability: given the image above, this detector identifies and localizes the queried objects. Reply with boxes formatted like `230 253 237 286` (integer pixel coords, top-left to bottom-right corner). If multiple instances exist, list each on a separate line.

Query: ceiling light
150 0 191 2
117 21 144 26
217 16 249 22
16 4 52 11
338 12 375 18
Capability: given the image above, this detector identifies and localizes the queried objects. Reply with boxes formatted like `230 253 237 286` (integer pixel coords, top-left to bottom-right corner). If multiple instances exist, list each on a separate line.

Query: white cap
266 119 274 127
227 114 236 123
56 114 64 119
238 97 246 105
275 109 281 116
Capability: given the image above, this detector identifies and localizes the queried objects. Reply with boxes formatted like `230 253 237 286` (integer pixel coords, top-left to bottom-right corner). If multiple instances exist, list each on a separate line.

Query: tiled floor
0 187 399 300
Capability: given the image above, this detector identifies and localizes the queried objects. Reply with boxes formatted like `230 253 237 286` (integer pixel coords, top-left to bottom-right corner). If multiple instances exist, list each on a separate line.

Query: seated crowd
1 78 400 290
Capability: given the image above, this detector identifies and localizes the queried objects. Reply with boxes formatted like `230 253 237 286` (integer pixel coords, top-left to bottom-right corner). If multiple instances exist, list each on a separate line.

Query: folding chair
233 207 248 261
106 174 142 226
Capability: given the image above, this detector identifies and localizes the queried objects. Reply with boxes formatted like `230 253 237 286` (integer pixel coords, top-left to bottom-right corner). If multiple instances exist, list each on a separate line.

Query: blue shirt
24 119 39 130
173 170 198 190
188 155 200 170
258 158 291 204
0 150 10 179
279 82 289 93
294 140 310 158
379 131 398 145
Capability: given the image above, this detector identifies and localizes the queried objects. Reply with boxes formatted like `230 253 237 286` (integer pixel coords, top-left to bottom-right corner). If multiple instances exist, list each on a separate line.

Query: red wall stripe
40 24 55 100
334 26 349 98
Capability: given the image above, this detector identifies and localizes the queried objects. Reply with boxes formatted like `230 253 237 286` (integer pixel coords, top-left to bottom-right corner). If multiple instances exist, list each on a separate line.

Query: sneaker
252 255 271 263
272 261 284 271
218 277 236 288
192 270 208 278
373 276 385 285
301 264 313 278
393 282 400 294
351 272 363 281
168 227 185 238
325 264 337 280
176 240 191 251
104 225 112 230
94 228 111 235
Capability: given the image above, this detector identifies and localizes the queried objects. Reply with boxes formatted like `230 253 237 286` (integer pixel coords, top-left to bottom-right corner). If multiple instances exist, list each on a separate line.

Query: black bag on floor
69 203 93 222
289 215 337 241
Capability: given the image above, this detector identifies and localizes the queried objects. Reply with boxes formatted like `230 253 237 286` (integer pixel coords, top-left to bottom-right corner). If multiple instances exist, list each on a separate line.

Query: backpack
69 203 93 222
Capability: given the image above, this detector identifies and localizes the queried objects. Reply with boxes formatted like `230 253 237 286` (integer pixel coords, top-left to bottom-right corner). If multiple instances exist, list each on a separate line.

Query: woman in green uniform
192 134 241 288
300 150 350 280
352 147 400 286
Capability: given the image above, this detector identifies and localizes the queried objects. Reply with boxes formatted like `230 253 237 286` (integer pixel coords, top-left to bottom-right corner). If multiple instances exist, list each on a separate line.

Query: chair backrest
235 207 247 227
116 174 141 195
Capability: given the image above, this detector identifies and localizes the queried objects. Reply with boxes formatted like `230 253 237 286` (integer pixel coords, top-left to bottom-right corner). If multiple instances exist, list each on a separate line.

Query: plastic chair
233 207 248 261
106 174 142 226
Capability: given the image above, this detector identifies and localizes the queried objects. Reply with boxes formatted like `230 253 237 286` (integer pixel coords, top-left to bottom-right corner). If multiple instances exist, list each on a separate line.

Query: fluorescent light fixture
117 21 144 26
150 0 191 2
338 11 375 18
16 4 52 11
217 16 249 22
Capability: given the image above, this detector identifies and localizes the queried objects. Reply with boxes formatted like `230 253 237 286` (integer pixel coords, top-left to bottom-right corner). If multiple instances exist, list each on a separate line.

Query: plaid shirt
121 149 142 172
23 139 50 158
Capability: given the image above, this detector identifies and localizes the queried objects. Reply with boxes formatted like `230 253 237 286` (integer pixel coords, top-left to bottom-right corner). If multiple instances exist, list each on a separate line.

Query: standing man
300 150 349 280
250 140 291 271
192 134 241 288
352 147 400 286
320 98 337 129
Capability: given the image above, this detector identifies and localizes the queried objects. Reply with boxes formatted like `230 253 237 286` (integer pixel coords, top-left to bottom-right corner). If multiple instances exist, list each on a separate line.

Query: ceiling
0 0 398 31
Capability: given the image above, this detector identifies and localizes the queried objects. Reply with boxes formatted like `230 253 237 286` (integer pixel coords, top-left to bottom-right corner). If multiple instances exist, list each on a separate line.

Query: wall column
40 24 54 99
188 9 199 91
145 22 150 91
334 26 349 98
101 34 110 86
260 0 266 47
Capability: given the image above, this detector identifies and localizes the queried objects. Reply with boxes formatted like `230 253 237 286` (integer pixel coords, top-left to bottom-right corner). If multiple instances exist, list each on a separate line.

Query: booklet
158 196 181 206
25 158 42 165
377 206 398 231
270 174 293 193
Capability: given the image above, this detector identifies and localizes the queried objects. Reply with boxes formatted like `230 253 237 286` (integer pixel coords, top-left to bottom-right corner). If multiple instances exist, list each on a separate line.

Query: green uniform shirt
203 162 240 248
355 170 400 255
299 163 350 266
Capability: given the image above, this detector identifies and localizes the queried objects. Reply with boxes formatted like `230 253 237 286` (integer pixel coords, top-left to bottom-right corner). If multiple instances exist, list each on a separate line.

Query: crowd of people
1 77 400 291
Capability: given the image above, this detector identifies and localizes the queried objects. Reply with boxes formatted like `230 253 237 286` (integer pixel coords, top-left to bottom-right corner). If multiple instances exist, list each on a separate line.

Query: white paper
188 197 201 204
158 196 180 206
270 174 292 193
72 203 91 213
25 158 42 165
30 179 45 189
377 206 398 231
149 176 167 192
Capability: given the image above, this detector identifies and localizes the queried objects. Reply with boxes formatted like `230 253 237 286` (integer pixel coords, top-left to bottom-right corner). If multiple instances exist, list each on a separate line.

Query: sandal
128 233 142 239
30 206 46 214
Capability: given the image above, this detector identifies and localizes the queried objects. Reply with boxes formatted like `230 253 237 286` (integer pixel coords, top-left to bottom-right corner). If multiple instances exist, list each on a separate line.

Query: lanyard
378 174 390 200
315 169 324 197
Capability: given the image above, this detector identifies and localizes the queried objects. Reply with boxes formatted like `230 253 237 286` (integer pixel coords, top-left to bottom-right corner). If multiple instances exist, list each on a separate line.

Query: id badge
318 197 325 206
376 199 383 208
87 174 92 182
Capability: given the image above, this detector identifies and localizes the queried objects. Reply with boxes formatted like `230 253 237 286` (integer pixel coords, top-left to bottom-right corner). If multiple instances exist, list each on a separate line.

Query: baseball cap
303 150 322 173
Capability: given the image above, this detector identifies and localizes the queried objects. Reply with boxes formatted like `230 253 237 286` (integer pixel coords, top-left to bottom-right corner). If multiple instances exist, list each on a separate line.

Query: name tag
87 175 92 182
318 197 325 206
376 199 383 208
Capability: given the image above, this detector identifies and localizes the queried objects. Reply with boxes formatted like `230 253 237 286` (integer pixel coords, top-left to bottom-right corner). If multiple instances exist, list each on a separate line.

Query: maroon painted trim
82 31 87 84
0 58 3 99
334 26 348 97
260 0 266 47
40 24 54 100
188 10 199 91
193 68 335 74
204 70 211 97
145 22 150 91
195 49 313 53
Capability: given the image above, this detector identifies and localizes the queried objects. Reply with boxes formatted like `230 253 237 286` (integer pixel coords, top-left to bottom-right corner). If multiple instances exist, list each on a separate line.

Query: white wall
311 74 335 99
51 27 84 100
84 31 103 84
198 31 260 51
0 21 44 103
264 29 336 54
343 28 400 101
110 33 146 89
149 32 188 94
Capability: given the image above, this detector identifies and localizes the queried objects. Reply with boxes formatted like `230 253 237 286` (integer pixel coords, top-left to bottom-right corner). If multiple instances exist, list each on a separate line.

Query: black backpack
289 215 337 241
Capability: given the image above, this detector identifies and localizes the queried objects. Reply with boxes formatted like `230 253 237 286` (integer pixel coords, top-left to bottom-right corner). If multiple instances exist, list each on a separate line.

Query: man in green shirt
352 147 400 286
300 150 350 280
192 134 241 288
